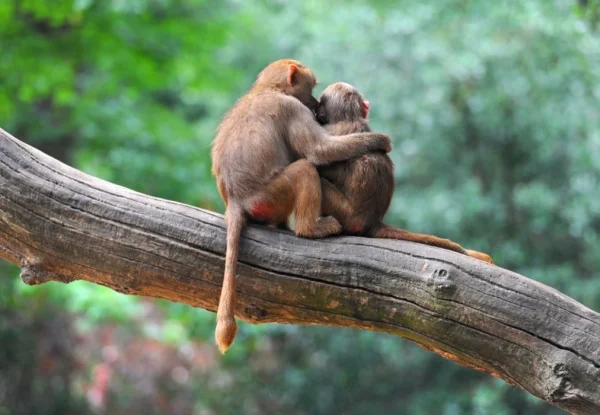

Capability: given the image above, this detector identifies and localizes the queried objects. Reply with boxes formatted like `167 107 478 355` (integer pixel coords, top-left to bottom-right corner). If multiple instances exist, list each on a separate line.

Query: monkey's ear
287 64 298 87
361 100 370 118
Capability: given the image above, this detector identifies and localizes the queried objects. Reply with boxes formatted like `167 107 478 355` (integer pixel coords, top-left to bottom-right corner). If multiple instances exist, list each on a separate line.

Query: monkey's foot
296 216 342 238
466 249 494 264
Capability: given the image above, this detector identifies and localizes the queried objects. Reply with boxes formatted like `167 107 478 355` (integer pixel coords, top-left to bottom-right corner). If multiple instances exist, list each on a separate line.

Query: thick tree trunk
0 128 599 414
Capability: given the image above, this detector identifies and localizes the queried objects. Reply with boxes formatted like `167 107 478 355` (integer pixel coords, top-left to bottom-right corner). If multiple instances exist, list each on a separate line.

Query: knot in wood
548 363 575 403
113 285 133 295
243 304 268 322
425 266 456 297
20 265 75 285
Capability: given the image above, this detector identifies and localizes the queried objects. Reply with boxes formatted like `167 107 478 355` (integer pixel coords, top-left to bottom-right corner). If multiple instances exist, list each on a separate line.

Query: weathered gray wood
0 127 598 414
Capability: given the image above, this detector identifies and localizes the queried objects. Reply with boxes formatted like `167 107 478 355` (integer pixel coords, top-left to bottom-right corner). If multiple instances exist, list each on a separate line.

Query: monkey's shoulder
215 91 296 138
244 90 305 110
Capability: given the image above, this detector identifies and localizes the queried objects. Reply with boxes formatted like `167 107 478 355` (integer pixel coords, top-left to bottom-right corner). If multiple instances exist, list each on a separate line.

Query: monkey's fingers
466 249 494 264
376 134 392 153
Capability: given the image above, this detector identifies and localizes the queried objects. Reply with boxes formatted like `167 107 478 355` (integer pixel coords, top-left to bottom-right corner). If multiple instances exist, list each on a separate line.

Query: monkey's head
255 59 319 112
316 82 370 125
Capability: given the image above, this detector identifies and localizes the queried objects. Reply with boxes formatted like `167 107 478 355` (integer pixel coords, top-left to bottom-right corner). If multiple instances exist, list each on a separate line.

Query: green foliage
1 0 599 414
1 0 241 209
0 265 91 415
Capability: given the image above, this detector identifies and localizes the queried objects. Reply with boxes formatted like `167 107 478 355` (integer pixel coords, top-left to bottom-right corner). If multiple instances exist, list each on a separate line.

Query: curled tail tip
217 342 230 355
466 249 494 264
215 317 238 354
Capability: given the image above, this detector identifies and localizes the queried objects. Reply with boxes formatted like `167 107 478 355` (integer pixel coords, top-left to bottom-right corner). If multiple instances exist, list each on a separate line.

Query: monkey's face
317 82 369 125
291 82 318 114
315 100 329 125
305 94 320 114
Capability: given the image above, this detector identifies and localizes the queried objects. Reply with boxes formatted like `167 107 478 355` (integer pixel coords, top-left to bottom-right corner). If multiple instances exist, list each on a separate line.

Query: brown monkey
316 82 493 263
211 61 391 353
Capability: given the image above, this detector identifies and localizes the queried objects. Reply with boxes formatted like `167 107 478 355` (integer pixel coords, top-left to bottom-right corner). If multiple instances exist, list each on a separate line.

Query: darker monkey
316 82 492 263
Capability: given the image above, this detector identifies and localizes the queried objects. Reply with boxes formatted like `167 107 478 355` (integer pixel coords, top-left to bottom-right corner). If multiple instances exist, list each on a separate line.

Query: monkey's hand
305 132 392 165
366 133 392 153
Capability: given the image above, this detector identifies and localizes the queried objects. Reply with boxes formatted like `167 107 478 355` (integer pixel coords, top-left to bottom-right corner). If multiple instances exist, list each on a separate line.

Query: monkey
211 60 392 354
315 82 493 264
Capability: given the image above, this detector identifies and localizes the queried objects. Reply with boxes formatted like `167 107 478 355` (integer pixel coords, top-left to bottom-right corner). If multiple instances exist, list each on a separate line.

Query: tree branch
0 128 599 414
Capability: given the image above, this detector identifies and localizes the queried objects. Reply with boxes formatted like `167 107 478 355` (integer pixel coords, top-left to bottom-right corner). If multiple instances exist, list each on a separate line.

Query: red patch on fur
347 221 364 235
250 202 274 222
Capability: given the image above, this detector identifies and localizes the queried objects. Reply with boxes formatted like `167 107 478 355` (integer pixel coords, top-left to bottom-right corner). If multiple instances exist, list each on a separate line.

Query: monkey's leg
320 178 352 217
248 160 342 238
318 163 345 186
320 178 368 234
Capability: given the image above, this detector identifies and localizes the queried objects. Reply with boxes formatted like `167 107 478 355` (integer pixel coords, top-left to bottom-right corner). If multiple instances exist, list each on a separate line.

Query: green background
2 0 600 414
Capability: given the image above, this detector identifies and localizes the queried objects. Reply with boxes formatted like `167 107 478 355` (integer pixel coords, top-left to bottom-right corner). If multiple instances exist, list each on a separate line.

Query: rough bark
0 128 599 414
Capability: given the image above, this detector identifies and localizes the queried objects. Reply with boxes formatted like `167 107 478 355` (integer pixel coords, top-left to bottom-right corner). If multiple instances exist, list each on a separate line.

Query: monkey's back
211 91 298 202
320 121 395 228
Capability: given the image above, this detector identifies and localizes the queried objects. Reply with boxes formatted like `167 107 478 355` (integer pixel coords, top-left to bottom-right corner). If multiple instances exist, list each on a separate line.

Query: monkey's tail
215 203 246 354
370 223 468 255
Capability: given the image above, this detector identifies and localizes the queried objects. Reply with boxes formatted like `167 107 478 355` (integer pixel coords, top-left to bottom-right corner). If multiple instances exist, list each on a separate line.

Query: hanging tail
215 204 246 354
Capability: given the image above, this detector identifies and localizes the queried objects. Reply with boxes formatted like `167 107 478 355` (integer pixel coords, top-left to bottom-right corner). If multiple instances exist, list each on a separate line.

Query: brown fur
316 82 493 263
211 61 392 353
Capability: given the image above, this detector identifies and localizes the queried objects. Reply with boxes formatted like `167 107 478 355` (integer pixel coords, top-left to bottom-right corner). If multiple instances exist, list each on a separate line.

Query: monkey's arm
287 114 391 166
308 132 391 165
282 97 390 165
